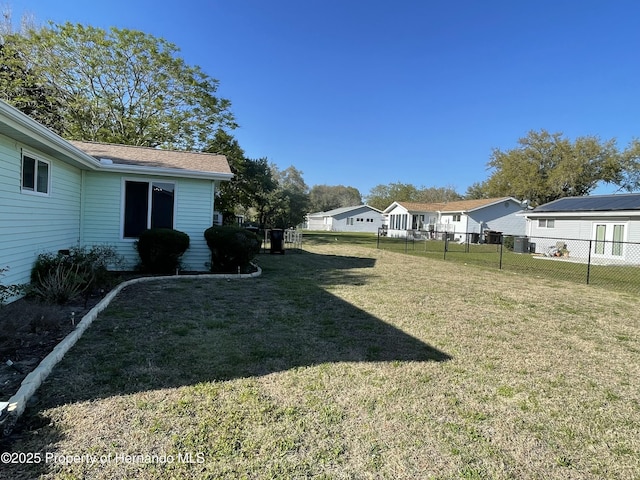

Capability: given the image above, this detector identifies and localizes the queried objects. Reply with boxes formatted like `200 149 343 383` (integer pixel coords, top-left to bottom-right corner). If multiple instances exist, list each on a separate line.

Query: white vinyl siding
0 136 82 286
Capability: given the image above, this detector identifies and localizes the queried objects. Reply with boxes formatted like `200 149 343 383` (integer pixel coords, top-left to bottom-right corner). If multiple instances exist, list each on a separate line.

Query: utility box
513 236 529 253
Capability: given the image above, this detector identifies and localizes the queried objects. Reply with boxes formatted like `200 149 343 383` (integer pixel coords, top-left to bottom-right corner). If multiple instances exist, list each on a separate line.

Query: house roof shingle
69 140 232 175
397 197 515 213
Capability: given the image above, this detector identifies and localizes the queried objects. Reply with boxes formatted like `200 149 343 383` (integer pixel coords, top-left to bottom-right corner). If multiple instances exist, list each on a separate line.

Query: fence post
586 239 592 285
499 238 504 269
443 233 448 260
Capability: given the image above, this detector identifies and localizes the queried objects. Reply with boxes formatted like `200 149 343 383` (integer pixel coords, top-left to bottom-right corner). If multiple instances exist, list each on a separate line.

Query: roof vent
99 158 113 165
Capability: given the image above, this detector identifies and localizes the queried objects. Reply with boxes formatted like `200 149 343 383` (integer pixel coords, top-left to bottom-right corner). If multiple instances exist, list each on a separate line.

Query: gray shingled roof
533 194 640 212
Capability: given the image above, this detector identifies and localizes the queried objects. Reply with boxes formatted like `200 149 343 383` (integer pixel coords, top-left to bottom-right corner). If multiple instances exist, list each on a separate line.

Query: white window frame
21 150 51 196
538 218 555 228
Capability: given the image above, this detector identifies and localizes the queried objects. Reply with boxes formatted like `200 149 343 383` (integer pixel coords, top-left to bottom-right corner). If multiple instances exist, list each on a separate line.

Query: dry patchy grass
3 242 640 479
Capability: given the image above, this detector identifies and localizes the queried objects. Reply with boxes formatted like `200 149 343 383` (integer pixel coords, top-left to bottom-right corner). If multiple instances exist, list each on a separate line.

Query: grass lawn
4 240 640 479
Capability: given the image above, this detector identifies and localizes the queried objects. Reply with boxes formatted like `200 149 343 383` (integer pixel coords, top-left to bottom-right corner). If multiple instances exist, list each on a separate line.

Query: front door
593 223 626 258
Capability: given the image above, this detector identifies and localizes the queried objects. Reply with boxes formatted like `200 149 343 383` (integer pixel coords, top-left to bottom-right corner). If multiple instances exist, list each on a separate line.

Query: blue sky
7 0 640 198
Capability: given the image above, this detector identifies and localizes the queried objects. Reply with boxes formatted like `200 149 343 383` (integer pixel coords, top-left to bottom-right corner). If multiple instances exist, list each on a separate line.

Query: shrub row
136 226 260 274
28 226 262 305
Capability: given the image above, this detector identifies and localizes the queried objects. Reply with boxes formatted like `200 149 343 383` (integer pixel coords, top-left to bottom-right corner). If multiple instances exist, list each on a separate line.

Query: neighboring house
522 194 640 262
305 205 384 232
0 100 232 290
382 197 527 240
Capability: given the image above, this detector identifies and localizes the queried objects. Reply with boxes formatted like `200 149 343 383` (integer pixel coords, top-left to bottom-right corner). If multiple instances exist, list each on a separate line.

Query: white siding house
0 100 232 290
522 194 640 263
383 197 527 240
306 205 384 233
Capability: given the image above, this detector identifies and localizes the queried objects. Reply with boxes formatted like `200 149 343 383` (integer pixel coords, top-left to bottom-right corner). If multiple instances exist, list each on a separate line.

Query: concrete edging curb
1 266 262 435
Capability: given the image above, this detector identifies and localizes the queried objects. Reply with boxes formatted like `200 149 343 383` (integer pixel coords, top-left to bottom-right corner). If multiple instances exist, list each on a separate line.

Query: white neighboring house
0 100 232 293
522 194 640 263
305 205 384 233
382 197 528 240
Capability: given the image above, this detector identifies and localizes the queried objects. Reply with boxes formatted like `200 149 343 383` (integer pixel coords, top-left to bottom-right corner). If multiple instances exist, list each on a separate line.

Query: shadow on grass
17 250 451 410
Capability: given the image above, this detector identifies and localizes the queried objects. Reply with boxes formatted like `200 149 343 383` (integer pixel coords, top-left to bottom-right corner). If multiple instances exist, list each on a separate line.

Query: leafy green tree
465 181 490 199
0 34 63 131
268 166 309 228
365 182 461 210
483 130 625 206
414 186 462 204
365 182 419 210
204 130 249 224
308 184 362 212
620 138 640 192
14 22 235 149
246 158 278 228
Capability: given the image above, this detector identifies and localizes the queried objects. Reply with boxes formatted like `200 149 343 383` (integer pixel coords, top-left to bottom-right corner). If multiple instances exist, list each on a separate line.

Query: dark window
124 180 175 238
151 182 175 229
124 181 150 238
22 154 49 194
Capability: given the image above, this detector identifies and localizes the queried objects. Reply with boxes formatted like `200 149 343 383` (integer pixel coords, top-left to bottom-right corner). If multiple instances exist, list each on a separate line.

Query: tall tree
365 182 461 211
204 129 249 224
619 138 640 192
483 130 625 206
414 186 462 204
0 34 63 130
13 22 236 149
268 166 309 228
465 181 490 199
308 185 362 212
365 182 419 211
246 158 278 228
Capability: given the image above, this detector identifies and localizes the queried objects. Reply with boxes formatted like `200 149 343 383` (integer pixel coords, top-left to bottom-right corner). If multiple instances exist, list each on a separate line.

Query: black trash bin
270 229 285 254
484 230 502 244
470 232 480 243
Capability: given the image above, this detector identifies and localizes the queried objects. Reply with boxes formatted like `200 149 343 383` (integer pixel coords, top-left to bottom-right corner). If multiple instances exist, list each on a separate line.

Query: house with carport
383 197 528 241
305 205 384 233
0 100 232 293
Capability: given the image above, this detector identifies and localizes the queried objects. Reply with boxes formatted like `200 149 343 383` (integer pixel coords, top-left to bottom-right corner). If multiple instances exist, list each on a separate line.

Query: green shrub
503 235 514 251
204 226 261 273
0 267 24 305
135 228 190 274
30 245 123 304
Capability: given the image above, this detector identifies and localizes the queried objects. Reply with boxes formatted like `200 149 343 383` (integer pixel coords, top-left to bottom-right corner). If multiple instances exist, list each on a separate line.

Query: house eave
523 210 640 218
0 100 102 170
98 163 234 181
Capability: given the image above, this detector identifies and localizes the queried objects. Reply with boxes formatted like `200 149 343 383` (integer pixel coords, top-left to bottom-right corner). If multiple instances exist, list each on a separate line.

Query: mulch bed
0 293 104 403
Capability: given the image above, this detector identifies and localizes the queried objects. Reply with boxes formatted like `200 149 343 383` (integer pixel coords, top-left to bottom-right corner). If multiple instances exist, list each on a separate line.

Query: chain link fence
377 229 640 294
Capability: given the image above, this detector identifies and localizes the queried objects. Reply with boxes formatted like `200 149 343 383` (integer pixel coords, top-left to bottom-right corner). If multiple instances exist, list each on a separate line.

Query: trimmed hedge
204 226 261 273
135 228 190 274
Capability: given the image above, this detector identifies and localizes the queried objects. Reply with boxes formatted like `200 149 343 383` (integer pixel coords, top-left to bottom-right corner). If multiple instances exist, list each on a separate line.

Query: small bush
135 228 190 274
30 245 124 304
204 226 261 273
0 266 24 306
503 235 514 251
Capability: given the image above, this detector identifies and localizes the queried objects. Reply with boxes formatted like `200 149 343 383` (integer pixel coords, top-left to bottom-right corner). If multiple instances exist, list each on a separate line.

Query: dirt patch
0 293 105 403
